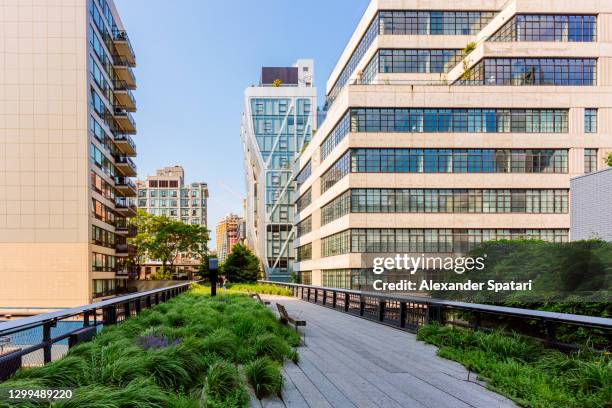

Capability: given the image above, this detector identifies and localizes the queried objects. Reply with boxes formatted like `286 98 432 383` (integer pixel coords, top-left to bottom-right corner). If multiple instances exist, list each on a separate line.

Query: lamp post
208 258 218 297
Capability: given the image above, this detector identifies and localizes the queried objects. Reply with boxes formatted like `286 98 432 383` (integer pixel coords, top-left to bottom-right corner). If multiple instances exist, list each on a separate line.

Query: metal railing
0 281 198 381
113 134 137 154
259 281 612 349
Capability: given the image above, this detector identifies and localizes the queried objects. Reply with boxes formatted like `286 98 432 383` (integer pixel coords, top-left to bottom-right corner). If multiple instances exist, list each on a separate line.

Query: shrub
202 361 249 407
252 333 291 362
245 357 283 399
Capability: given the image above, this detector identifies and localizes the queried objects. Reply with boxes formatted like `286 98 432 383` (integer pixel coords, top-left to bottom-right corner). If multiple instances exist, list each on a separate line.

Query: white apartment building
294 0 612 289
241 60 317 281
0 0 139 312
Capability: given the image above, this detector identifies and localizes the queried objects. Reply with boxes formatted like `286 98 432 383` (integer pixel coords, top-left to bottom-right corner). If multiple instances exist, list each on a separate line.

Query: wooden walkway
251 295 516 408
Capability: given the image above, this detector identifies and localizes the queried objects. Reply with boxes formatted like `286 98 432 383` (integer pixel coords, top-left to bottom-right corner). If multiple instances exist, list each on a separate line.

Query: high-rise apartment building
215 213 245 263
294 0 612 289
0 0 139 311
136 166 208 228
241 60 317 281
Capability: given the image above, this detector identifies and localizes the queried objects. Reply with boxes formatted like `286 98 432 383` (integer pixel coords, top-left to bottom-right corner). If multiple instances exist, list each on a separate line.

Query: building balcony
114 176 137 197
116 223 137 237
114 133 136 157
111 28 136 66
114 155 137 177
116 243 137 257
115 198 137 216
113 54 136 87
114 80 136 112
113 108 136 134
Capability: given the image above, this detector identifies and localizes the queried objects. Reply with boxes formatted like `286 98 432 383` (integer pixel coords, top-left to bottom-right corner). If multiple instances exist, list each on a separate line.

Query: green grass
225 283 293 296
417 323 612 408
244 357 283 399
0 285 299 408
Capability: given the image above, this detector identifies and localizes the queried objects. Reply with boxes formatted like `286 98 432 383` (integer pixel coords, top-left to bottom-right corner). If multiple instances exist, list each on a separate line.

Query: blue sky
114 0 369 249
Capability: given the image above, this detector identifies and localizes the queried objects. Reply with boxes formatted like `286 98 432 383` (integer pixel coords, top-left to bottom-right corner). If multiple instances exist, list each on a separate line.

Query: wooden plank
260 296 517 408
280 366 310 408
283 361 334 408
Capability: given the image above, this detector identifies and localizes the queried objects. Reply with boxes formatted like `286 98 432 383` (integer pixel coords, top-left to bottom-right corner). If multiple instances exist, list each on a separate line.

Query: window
296 188 312 213
460 58 597 86
321 151 351 193
490 15 596 42
296 216 312 237
584 149 598 173
585 109 597 133
349 149 568 174
349 108 568 133
322 190 351 224
296 244 312 261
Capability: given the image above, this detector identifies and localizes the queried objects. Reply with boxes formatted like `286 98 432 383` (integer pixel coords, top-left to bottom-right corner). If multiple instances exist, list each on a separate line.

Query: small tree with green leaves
221 244 261 283
605 152 612 167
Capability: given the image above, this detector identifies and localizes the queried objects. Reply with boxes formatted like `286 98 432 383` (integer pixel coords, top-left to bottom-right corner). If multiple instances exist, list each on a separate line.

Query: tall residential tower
294 0 612 289
0 0 139 311
241 60 317 281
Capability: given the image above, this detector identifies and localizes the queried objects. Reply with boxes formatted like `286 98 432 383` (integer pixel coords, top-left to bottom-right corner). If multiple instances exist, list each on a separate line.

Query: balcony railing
114 155 136 168
113 80 136 112
113 133 136 156
115 198 136 213
111 27 136 65
115 223 137 237
114 176 136 190
115 243 136 256
113 109 136 133
112 54 136 85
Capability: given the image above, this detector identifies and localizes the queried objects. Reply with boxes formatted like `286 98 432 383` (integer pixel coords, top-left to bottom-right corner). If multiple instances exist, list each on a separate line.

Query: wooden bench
276 303 306 343
248 292 270 305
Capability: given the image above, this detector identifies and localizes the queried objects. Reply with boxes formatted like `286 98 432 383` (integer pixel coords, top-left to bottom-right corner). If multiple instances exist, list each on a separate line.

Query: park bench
276 303 306 343
249 292 270 305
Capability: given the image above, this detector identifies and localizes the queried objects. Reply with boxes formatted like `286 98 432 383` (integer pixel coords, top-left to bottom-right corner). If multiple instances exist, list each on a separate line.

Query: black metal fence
0 281 197 381
259 281 612 349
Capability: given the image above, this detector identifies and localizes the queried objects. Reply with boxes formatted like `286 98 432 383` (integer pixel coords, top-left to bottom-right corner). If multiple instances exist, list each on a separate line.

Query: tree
129 210 209 280
220 244 261 283
606 152 612 167
148 218 209 277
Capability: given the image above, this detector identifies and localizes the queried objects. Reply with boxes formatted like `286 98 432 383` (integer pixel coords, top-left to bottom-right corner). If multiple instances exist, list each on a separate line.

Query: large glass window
296 216 312 237
321 151 351 193
490 15 596 42
350 149 568 174
321 190 351 225
365 49 463 79
325 229 567 256
460 58 597 86
350 108 568 133
320 111 350 161
296 188 312 213
296 243 312 261
349 189 567 214
379 11 495 35
326 10 496 108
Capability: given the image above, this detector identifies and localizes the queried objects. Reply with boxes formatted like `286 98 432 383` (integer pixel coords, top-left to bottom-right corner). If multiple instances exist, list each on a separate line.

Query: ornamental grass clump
244 357 283 399
1 284 298 408
417 323 612 408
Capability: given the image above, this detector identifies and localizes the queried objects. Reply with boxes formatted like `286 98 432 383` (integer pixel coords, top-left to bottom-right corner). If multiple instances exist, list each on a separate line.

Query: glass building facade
242 61 317 281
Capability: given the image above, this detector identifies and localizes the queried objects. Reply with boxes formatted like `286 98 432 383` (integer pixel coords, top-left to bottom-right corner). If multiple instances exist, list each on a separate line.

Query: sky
114 0 370 249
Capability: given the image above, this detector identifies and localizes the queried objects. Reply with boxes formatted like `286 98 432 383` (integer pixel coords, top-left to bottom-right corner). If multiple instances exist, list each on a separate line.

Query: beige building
215 213 245 264
0 0 138 313
135 166 209 280
136 166 208 228
294 0 612 289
